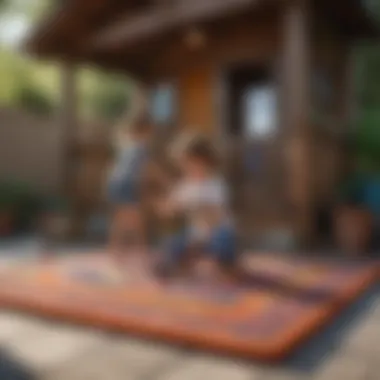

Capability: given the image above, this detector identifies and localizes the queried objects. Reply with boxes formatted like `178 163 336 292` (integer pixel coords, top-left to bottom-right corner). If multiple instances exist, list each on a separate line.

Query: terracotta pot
334 206 372 255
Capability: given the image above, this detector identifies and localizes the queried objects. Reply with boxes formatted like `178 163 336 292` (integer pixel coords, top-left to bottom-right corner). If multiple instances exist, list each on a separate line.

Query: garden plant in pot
0 181 42 237
334 198 372 255
0 193 16 237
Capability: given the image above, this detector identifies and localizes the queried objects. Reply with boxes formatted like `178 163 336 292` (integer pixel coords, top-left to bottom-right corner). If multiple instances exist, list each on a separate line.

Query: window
150 83 176 126
242 85 277 139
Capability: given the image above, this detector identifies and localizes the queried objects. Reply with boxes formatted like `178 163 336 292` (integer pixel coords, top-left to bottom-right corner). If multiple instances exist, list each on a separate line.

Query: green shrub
355 109 380 171
16 84 55 116
0 181 43 229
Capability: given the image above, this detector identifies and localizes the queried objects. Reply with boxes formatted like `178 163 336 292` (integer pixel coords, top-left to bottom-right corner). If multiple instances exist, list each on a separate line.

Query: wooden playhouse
26 0 378 247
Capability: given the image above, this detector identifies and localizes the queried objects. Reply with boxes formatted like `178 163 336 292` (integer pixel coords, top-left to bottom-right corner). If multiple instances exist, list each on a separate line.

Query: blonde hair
169 130 204 161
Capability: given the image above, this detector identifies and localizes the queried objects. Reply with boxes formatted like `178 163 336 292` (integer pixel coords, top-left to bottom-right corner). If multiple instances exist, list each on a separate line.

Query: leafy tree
16 81 55 115
82 71 132 122
0 0 9 10
0 47 57 114
0 0 131 121
353 0 380 170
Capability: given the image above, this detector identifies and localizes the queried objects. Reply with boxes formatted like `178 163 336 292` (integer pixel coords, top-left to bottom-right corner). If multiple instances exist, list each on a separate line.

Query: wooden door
225 66 287 240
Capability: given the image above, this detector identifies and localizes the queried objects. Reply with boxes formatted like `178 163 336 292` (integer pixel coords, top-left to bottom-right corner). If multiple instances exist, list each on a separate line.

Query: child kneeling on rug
155 137 237 280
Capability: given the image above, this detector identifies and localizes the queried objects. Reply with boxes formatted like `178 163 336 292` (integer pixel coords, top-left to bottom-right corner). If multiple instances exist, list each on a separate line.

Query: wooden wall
311 15 352 208
0 108 61 193
136 5 353 246
148 10 302 246
150 10 280 133
178 64 215 133
0 107 112 208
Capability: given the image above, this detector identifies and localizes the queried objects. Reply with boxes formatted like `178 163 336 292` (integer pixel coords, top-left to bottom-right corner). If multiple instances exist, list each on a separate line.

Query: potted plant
0 183 18 236
0 204 15 237
0 181 44 236
333 111 380 254
333 200 372 255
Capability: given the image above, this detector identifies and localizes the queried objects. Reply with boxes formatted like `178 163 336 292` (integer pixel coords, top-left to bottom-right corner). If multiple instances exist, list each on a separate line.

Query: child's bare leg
109 211 121 251
128 206 146 251
109 206 149 281
108 208 131 263
119 208 148 279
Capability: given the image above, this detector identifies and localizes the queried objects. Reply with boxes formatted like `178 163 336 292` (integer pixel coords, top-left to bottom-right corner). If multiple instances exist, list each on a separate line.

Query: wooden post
58 62 80 237
282 0 313 247
341 47 357 130
59 62 78 195
336 46 356 180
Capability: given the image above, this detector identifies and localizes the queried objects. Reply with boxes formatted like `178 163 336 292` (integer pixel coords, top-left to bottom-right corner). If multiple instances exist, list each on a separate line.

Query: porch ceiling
24 0 149 59
26 0 379 72
315 0 379 39
89 0 260 51
82 0 268 76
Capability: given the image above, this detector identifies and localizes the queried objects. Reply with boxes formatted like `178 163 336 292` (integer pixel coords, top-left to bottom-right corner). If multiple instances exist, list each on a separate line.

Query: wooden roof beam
25 0 151 56
90 0 259 51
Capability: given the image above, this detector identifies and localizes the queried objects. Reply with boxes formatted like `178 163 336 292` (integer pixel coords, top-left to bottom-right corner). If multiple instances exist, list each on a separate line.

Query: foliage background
351 0 380 169
0 0 379 137
0 0 133 122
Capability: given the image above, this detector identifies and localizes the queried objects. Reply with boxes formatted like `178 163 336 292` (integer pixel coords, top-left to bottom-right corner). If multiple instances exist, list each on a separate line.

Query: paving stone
3 322 104 372
0 312 50 343
313 354 370 380
41 357 137 380
368 363 380 380
43 337 184 380
258 368 308 380
157 355 254 380
367 298 380 320
106 337 183 369
341 317 380 360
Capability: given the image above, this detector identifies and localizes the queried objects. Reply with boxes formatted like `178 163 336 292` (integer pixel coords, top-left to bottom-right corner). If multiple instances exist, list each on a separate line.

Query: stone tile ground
0 240 377 380
0 302 376 380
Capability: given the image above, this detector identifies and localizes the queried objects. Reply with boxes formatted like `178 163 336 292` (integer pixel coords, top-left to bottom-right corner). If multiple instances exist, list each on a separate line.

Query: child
106 113 153 265
155 137 237 279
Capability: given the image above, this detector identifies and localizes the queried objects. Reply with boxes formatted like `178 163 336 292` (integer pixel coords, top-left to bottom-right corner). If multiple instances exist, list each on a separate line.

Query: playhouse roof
25 0 378 70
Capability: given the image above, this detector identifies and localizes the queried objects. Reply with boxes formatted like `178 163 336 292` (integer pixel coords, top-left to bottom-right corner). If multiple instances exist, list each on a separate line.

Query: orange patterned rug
0 252 377 362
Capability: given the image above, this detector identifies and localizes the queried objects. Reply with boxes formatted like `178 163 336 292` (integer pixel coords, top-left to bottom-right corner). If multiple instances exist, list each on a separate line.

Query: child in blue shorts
106 114 153 264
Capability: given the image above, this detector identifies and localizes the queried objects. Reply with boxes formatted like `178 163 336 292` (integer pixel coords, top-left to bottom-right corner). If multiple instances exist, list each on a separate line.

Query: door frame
214 58 293 243
215 58 283 190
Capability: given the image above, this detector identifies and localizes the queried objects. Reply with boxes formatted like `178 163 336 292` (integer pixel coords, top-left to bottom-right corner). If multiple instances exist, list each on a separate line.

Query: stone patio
0 290 375 380
0 238 378 380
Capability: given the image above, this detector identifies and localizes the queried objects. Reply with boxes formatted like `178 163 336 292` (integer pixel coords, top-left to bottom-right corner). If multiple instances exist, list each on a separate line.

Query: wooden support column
59 61 78 196
341 47 357 129
337 46 356 178
282 0 314 247
58 61 82 238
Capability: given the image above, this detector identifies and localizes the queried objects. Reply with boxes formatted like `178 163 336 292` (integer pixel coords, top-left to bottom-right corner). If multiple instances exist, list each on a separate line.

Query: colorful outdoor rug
0 252 377 362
